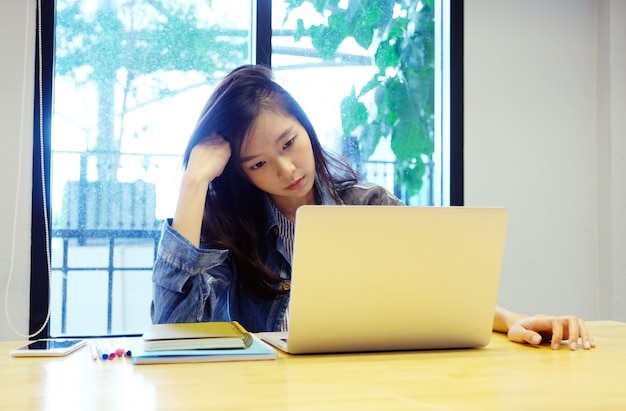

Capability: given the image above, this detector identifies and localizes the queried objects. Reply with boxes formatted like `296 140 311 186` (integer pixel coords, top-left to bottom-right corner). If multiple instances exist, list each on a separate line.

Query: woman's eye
250 161 265 170
283 137 295 149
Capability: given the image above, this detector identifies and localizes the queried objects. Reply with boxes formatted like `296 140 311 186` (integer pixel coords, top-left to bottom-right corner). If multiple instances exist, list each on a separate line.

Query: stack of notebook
131 321 278 365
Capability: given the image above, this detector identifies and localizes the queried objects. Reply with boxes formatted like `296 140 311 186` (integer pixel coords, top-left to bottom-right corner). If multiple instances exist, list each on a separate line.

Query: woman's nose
276 156 295 178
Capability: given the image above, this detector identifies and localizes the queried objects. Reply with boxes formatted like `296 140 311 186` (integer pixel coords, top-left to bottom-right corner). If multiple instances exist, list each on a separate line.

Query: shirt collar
263 176 341 235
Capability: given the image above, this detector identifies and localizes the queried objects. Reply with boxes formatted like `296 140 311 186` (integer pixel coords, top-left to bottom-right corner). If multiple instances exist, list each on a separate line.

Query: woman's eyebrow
240 127 294 163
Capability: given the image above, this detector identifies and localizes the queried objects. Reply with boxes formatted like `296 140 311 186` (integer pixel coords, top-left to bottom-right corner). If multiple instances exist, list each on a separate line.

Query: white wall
1 0 624 340
465 0 626 320
0 0 35 340
598 0 626 320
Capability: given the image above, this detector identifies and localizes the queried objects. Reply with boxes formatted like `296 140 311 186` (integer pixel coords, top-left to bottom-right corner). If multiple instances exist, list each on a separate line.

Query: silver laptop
259 205 508 354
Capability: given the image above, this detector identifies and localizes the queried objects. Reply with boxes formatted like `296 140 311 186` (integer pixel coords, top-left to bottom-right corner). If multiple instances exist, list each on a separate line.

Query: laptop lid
266 205 508 355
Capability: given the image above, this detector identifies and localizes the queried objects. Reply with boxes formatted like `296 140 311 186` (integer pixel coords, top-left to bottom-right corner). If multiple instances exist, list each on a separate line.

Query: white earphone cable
5 0 52 339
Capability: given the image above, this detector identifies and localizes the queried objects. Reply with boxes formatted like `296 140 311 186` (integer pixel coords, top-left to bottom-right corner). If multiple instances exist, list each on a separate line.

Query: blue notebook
130 335 278 365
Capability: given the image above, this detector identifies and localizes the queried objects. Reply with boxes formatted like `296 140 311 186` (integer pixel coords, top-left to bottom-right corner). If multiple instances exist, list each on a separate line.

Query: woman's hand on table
506 314 596 350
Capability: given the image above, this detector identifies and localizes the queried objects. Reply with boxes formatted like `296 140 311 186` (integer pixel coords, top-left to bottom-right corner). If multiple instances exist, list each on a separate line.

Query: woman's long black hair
183 65 359 298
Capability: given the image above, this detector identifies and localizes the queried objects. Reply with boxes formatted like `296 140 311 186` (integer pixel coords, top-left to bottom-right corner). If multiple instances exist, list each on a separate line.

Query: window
32 0 462 337
272 0 444 205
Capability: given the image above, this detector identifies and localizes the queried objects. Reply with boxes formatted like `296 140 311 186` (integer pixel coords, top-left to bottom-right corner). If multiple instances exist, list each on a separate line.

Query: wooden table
1 321 624 410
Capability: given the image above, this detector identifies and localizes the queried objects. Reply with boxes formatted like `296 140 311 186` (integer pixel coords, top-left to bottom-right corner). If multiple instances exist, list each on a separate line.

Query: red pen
101 339 117 360
113 338 130 358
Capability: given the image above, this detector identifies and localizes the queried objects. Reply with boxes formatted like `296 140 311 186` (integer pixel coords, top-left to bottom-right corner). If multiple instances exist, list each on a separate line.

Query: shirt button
282 281 291 291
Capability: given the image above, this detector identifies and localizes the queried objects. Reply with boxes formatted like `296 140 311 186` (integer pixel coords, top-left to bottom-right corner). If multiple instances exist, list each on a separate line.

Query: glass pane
272 0 442 206
49 0 446 337
51 0 252 336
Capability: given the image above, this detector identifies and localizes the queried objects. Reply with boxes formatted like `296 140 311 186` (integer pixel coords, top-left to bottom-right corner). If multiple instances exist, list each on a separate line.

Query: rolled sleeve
151 220 232 324
339 182 403 206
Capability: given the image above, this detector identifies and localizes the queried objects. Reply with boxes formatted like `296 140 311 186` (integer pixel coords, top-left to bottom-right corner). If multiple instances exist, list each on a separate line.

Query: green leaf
395 158 425 197
284 0 309 14
340 88 368 136
295 19 306 42
393 119 434 160
421 0 435 10
375 40 399 71
351 3 380 49
353 23 375 50
310 16 348 60
359 123 382 160
312 0 340 13
386 78 412 119
358 75 383 98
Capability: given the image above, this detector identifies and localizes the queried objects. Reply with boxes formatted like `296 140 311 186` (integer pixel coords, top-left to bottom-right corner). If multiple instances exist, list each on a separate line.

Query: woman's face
239 110 316 208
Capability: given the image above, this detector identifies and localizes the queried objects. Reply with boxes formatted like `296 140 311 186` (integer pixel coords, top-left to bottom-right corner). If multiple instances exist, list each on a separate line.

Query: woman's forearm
172 172 212 247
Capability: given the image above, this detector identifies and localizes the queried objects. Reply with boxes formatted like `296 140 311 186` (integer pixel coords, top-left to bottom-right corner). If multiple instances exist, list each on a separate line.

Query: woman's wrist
181 166 215 188
494 305 528 333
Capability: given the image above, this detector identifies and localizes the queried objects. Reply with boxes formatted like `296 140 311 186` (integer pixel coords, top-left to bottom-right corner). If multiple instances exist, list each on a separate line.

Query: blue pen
94 341 109 360
120 338 132 357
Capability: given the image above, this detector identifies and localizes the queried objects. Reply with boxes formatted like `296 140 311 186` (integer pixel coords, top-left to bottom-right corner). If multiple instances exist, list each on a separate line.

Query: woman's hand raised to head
186 135 232 184
173 135 232 247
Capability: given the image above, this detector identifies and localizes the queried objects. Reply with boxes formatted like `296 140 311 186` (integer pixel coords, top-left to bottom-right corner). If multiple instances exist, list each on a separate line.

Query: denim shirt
150 182 402 332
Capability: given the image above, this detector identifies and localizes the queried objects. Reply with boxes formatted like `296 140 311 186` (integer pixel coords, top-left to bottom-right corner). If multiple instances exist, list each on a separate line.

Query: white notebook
259 205 508 354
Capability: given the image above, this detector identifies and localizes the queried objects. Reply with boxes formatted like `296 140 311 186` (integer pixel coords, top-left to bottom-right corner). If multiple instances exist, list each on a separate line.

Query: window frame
30 0 464 338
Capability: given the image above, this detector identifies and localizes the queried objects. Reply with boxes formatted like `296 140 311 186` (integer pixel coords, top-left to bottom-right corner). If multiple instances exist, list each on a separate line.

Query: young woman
151 64 594 351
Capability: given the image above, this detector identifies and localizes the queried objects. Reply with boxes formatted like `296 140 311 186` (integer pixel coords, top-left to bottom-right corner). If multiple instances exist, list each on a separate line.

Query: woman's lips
287 177 305 190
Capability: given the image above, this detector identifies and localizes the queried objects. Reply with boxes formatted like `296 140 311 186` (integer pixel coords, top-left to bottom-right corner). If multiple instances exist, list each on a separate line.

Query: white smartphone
10 339 88 357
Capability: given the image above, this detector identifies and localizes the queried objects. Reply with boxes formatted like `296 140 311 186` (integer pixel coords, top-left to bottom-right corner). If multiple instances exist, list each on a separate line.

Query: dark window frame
30 0 463 338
